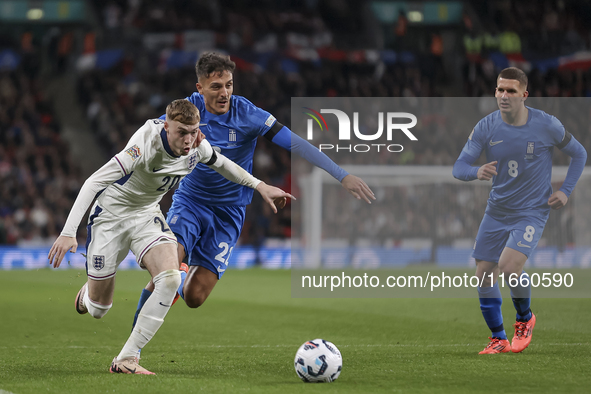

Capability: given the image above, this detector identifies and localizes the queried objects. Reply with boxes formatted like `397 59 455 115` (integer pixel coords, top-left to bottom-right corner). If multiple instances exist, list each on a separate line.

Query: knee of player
184 292 207 309
498 266 520 278
154 269 182 293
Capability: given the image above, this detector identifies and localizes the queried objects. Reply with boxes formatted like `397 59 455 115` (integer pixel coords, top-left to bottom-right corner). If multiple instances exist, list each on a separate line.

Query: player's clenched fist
548 190 568 210
477 161 498 181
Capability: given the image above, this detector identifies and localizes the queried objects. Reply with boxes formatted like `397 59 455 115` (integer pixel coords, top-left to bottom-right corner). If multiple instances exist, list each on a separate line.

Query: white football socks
117 269 181 360
83 289 112 319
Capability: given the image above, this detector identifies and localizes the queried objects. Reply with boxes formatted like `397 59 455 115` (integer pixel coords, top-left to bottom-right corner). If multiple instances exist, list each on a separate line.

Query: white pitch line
1 389 17 394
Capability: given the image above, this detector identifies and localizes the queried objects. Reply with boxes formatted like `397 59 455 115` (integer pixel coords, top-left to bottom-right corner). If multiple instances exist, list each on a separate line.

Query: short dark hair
497 67 528 89
195 52 236 81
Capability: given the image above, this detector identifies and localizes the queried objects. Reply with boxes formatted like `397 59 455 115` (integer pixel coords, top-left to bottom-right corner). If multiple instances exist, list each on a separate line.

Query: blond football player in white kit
48 99 293 374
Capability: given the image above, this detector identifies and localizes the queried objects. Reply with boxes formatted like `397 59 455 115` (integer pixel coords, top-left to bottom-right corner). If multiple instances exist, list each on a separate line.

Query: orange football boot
479 337 511 354
511 313 536 353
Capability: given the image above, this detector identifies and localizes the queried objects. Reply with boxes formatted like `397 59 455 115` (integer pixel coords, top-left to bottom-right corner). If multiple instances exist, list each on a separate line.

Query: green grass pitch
1 268 590 393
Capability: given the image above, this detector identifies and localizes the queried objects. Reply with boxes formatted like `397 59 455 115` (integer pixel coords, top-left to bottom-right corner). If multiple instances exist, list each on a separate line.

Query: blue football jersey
461 107 566 214
175 93 277 206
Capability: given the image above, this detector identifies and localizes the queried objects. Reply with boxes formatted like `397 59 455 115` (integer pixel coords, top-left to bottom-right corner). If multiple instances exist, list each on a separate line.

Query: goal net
293 165 591 269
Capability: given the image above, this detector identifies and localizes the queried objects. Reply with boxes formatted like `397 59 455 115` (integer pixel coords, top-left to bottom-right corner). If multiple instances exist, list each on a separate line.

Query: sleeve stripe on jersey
557 130 572 150
114 156 127 175
205 150 218 166
264 121 284 141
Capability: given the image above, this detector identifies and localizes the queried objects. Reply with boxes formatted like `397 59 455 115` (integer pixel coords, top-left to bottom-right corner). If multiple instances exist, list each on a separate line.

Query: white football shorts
85 202 177 280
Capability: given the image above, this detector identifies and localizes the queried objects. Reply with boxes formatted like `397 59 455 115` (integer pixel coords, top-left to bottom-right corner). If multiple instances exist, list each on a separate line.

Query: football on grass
294 339 342 383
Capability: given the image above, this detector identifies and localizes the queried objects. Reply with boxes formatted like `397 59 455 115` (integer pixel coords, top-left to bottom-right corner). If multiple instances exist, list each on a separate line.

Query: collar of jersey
499 106 534 129
160 128 180 158
202 102 232 124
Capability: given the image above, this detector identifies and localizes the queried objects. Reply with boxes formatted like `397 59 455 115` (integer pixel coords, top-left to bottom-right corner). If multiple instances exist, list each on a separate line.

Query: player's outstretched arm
267 125 375 204
202 145 296 212
205 148 262 188
48 159 124 268
255 182 295 214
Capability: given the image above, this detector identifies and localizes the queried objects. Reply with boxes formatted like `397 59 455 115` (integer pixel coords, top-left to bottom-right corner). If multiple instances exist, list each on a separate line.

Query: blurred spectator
0 69 84 246
3 0 591 249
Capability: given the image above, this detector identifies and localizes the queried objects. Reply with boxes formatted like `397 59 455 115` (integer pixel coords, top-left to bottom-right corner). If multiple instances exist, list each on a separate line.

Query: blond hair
166 99 200 125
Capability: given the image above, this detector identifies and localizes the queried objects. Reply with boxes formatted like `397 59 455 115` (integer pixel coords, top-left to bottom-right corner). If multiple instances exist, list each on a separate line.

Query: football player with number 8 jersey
453 67 587 354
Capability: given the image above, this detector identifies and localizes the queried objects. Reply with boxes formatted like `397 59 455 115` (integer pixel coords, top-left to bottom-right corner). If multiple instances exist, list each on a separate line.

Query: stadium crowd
0 69 84 245
1 0 591 250
464 1 591 97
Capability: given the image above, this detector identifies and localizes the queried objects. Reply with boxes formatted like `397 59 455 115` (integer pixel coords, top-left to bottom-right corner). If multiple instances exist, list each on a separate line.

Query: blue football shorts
472 211 549 263
166 199 246 279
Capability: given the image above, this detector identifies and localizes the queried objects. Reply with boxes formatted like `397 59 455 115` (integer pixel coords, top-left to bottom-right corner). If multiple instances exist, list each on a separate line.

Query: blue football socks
178 270 187 300
478 282 506 340
507 271 532 322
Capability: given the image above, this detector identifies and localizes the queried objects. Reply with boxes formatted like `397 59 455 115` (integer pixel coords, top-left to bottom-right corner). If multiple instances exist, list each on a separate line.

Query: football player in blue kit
453 67 587 354
131 53 375 336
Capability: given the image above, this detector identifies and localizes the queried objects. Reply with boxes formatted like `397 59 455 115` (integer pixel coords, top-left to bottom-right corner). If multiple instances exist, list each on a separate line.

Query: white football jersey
98 118 213 216
60 117 261 238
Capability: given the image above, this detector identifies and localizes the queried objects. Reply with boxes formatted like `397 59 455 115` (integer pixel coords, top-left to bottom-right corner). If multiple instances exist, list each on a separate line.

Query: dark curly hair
195 52 236 81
